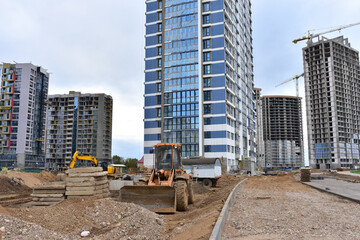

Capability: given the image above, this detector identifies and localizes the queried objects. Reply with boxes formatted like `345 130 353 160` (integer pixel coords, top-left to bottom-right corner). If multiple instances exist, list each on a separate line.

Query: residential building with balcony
0 63 49 169
45 91 112 170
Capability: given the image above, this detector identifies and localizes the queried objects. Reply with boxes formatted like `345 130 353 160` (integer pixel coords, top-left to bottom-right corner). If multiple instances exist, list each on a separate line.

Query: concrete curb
209 178 247 240
301 182 360 204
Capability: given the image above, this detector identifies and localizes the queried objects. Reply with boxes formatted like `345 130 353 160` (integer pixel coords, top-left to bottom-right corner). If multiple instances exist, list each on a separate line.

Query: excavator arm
70 151 98 168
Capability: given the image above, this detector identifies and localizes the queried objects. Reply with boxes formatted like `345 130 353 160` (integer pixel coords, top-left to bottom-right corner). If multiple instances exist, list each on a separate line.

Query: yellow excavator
69 151 98 168
120 143 194 213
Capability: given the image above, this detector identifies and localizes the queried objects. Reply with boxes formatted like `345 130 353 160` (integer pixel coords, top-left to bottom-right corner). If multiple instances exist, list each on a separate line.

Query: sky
0 0 360 162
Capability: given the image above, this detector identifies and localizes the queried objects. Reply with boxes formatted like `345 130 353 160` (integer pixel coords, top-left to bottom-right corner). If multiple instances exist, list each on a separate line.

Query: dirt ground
222 174 360 240
163 174 245 240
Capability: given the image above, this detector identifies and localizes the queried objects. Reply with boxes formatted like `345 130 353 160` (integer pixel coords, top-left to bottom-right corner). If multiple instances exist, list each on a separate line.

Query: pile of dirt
1 172 43 188
0 204 9 215
7 197 165 239
0 176 32 195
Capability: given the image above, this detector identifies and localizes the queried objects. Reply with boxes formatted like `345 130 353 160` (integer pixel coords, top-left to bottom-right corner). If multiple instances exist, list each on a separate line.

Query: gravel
222 175 360 240
4 198 165 239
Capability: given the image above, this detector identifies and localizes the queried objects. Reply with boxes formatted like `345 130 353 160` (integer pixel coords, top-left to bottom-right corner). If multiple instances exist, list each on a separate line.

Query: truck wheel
187 180 195 204
175 180 188 211
202 178 212 187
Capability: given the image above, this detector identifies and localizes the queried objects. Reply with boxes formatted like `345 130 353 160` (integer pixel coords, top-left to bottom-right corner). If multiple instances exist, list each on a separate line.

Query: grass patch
350 170 360 174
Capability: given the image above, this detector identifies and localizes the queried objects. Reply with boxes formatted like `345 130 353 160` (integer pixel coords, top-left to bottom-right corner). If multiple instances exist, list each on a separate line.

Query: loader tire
175 180 188 211
187 180 195 204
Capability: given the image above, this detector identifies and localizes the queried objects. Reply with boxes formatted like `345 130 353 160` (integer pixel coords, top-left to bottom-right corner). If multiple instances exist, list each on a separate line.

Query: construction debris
65 167 110 198
32 182 65 206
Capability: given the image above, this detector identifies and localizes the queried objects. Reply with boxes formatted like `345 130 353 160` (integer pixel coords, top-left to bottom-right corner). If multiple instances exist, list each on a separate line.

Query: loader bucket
120 185 176 213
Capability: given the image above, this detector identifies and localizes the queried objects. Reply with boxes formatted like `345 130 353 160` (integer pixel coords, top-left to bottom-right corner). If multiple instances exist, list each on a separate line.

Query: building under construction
303 36 360 169
260 95 304 169
45 91 113 170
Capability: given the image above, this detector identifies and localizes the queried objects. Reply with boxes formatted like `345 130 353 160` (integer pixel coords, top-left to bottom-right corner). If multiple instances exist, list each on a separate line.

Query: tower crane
275 73 304 97
293 21 360 44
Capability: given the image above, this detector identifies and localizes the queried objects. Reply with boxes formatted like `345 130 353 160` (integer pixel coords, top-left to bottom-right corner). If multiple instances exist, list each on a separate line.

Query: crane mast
275 73 304 97
293 21 360 44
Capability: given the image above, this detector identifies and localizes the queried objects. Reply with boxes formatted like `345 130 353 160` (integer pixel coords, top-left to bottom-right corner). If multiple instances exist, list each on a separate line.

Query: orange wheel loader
120 143 194 213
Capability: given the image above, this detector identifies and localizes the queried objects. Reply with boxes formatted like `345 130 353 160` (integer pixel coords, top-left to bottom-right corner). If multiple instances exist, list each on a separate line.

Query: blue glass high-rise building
144 0 255 171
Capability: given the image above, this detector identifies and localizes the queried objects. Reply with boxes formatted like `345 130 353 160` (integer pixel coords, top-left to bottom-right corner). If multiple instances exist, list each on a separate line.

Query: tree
125 158 138 169
112 155 124 164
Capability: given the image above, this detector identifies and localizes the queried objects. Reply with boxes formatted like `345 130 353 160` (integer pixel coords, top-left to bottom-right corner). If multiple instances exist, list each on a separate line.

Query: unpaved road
163 174 245 240
222 175 360 240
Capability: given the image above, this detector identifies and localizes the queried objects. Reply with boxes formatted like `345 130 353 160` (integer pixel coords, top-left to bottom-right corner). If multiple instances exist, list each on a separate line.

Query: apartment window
157 59 162 68
157 70 162 80
158 47 162 55
158 23 162 32
158 35 162 44
204 131 211 138
156 108 161 117
204 145 211 152
203 3 210 12
203 15 210 24
203 27 210 36
157 95 162 105
203 52 211 62
157 83 162 92
203 65 211 75
204 104 211 114
158 12 162 20
203 39 210 49
204 91 211 101
204 78 211 88
204 118 211 125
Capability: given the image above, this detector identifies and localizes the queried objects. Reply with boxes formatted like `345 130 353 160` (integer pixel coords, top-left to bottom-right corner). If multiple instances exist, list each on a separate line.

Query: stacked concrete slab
32 182 66 206
65 167 110 199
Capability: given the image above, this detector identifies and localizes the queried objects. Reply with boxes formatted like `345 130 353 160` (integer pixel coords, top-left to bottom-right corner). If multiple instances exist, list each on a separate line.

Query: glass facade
144 0 255 170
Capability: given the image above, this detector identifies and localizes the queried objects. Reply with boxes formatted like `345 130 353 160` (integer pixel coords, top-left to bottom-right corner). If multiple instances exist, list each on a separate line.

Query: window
158 0 162 9
157 134 161 140
203 65 211 75
158 23 162 32
157 95 162 105
203 39 210 49
158 12 162 20
204 145 211 152
157 47 162 55
204 91 211 101
158 35 162 44
203 3 210 12
204 78 211 88
157 121 161 127
204 131 211 138
156 108 161 117
204 118 211 125
203 27 210 36
157 59 162 68
203 52 211 62
203 15 210 24
157 70 162 80
204 104 211 114
157 83 162 92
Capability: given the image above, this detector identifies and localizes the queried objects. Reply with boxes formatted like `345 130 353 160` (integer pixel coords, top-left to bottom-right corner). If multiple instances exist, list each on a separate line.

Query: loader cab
152 144 181 170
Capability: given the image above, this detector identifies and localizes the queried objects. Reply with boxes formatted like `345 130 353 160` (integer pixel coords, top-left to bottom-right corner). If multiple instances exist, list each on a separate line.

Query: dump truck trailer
182 157 222 187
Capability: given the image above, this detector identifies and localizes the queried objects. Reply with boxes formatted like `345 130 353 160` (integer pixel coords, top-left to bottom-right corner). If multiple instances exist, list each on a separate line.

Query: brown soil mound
1 172 43 188
0 176 32 195
7 198 165 239
0 204 9 215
